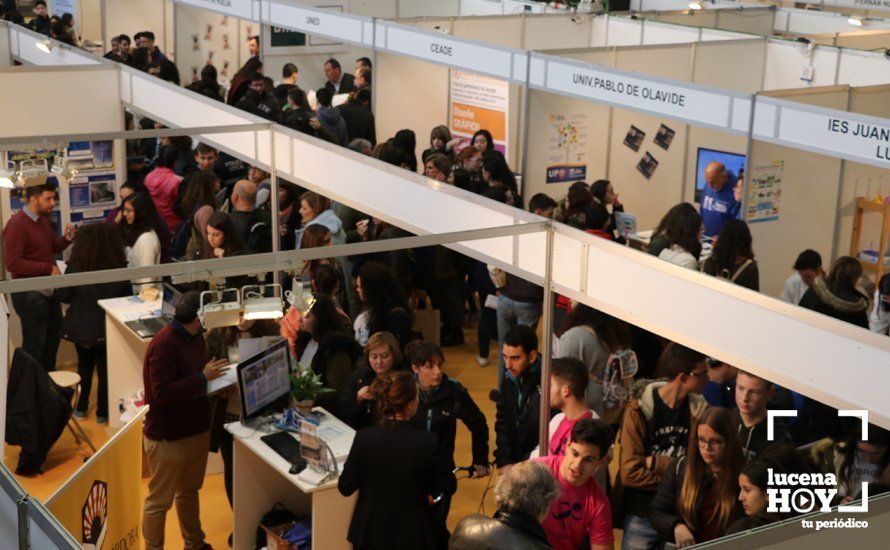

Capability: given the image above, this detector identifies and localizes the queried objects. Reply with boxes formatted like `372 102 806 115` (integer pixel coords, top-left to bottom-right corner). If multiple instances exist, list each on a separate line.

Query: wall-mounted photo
623 125 646 152
654 124 675 150
637 152 659 179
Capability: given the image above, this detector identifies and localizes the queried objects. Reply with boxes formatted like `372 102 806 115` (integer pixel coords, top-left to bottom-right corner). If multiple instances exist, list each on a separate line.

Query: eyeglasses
697 437 725 449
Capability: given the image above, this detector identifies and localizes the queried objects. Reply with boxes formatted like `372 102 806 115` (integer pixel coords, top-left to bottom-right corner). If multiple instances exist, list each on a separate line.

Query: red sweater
3 209 70 278
143 321 210 441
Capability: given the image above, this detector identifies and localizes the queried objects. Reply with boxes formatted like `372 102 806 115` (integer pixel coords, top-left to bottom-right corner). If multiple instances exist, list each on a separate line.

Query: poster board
746 160 784 223
46 410 146 550
449 69 510 156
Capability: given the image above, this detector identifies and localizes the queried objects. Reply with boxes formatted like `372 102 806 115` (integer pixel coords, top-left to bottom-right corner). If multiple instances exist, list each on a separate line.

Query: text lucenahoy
828 118 890 162
572 73 686 107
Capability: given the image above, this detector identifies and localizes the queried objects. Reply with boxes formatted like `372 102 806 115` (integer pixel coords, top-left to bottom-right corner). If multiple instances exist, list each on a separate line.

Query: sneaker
72 409 88 419
96 416 108 426
476 356 489 367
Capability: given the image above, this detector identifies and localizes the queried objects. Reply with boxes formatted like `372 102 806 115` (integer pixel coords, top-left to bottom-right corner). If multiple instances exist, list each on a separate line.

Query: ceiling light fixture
848 16 863 27
242 284 284 321
689 2 703 10
199 289 242 329
36 39 53 54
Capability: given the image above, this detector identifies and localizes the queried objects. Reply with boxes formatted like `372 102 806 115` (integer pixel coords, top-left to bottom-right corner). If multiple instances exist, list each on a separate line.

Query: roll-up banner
753 97 890 170
46 410 146 550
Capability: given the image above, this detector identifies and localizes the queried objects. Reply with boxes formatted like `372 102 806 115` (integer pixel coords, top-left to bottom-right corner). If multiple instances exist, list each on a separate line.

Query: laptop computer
124 283 183 338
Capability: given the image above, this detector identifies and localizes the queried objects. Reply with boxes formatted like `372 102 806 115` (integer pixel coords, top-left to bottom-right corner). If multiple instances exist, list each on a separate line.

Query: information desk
97 296 159 429
226 409 357 550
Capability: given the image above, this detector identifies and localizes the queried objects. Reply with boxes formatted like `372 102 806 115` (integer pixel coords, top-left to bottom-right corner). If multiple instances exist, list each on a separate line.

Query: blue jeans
622 514 660 550
496 294 542 381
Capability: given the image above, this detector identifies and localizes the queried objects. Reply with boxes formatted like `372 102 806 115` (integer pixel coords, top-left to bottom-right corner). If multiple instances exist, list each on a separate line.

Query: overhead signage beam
754 97 890 170
375 21 528 84
176 0 261 20
529 53 750 134
263 0 373 46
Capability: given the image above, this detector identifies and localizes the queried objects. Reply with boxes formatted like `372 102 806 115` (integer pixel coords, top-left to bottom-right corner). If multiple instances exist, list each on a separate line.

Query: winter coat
316 106 349 146
55 261 132 346
649 457 743 543
613 380 708 521
800 277 869 329
411 375 490 474
449 511 553 550
494 360 543 467
338 364 380 430
299 209 347 247
299 332 361 410
5 349 73 475
659 245 699 270
809 438 890 498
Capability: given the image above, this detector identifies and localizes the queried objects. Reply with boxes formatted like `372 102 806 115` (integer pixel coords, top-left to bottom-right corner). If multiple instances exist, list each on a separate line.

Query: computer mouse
289 461 307 475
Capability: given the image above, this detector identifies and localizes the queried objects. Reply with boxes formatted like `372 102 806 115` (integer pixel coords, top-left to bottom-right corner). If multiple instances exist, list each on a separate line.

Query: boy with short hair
735 369 792 460
531 357 598 458
536 418 615 550
615 343 709 550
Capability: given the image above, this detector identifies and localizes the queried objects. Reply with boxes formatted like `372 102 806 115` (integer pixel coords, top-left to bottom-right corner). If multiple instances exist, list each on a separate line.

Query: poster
623 125 645 152
546 113 589 184
655 124 675 150
47 410 146 550
637 152 659 179
747 160 784 222
450 69 510 156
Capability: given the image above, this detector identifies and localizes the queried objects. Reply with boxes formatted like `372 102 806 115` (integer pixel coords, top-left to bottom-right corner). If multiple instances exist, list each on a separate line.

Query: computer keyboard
261 431 304 465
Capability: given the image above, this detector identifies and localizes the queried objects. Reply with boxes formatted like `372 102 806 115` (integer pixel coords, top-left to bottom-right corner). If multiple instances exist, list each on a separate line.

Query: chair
48 370 98 455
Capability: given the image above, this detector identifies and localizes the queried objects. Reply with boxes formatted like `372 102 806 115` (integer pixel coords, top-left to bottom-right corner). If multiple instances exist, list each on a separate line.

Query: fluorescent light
689 2 703 10
848 16 863 26
36 39 53 54
0 177 13 189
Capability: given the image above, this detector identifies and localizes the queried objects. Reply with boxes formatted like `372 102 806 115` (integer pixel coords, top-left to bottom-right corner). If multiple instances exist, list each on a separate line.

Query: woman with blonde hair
650 407 744 547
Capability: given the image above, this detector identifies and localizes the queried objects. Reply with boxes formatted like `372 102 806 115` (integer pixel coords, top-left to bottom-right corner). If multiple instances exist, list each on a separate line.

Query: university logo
767 410 870 516
82 480 108 549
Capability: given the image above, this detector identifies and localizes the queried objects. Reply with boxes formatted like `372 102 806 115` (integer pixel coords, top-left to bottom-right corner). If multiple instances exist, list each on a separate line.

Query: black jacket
411 375 490 473
449 511 553 550
5 349 73 475
325 73 355 95
339 420 456 550
367 302 414 351
494 361 542 467
338 364 379 430
27 15 52 36
736 410 792 460
230 208 272 253
337 100 377 145
55 262 132 347
649 457 743 544
800 278 869 329
298 332 361 410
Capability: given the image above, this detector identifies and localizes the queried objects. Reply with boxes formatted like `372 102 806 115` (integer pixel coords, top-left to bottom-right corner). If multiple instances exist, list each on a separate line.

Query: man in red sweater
142 291 228 550
3 182 74 371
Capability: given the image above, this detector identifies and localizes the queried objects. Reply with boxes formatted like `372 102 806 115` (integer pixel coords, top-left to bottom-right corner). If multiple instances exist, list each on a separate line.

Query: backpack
245 216 273 253
601 349 639 414
716 258 753 283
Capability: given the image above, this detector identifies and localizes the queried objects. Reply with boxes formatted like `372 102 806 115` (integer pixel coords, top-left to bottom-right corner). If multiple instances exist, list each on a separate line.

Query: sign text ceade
828 117 890 161
431 43 454 57
571 73 686 107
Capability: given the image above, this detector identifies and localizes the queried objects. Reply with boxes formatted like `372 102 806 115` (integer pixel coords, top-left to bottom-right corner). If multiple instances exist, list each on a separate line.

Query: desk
98 296 158 430
227 410 357 550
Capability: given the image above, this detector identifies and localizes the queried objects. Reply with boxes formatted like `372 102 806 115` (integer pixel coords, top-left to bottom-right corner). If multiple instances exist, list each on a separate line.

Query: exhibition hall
0 0 889 548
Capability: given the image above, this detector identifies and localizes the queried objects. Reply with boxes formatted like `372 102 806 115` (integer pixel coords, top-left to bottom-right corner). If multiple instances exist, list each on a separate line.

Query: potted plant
290 367 325 415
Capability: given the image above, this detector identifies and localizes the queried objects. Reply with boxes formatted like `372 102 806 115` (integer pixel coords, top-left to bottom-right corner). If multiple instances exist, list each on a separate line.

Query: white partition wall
105 0 171 56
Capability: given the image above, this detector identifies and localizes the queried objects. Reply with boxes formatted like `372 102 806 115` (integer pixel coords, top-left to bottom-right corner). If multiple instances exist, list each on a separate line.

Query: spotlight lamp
242 284 285 321
199 289 242 329
286 279 317 316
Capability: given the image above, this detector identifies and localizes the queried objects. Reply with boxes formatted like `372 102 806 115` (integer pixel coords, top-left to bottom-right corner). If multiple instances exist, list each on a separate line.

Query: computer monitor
161 283 183 317
694 148 745 203
238 340 291 422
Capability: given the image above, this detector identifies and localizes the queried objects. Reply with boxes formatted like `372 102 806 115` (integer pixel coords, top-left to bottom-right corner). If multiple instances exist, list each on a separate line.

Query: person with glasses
809 420 890 505
614 343 709 550
650 407 744 547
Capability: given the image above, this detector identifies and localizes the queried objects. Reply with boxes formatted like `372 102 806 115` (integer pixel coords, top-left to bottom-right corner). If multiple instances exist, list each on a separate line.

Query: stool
49 370 98 454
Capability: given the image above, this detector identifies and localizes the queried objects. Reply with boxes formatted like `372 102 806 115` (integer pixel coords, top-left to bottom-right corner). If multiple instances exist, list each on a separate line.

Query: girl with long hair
119 192 164 292
560 181 592 230
650 407 744 547
296 191 347 247
657 203 703 270
354 262 414 350
204 211 247 259
800 256 869 329
481 152 521 209
422 125 458 164
55 224 131 424
702 219 759 290
179 169 219 259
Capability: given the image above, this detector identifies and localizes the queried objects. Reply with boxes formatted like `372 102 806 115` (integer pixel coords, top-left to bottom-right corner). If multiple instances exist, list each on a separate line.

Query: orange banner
451 102 507 142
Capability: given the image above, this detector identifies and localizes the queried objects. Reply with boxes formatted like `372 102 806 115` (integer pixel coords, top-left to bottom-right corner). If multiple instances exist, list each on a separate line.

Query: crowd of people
3 5 888 550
